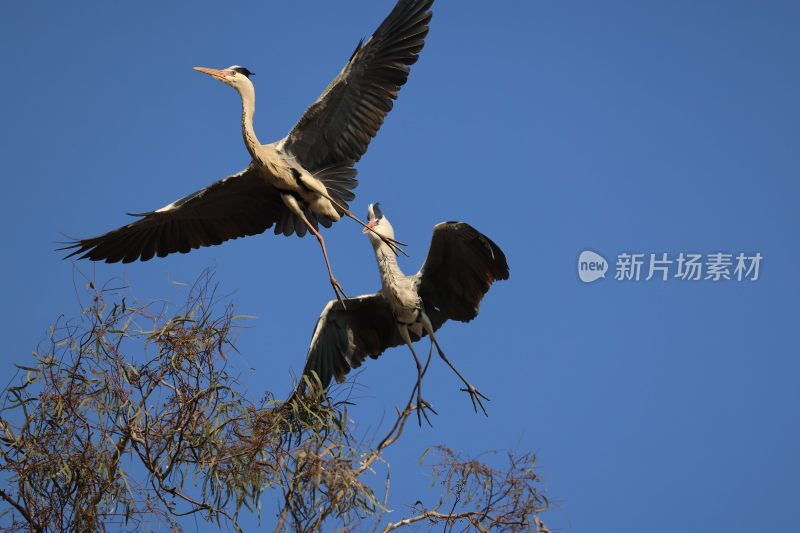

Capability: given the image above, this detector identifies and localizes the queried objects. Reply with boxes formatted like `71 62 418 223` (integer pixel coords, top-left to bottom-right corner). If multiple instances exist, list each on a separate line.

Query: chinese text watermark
578 251 762 283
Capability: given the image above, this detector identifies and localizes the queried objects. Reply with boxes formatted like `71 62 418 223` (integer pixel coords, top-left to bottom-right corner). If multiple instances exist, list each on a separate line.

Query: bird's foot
330 276 349 309
460 384 490 416
376 233 409 258
334 201 409 256
414 394 437 427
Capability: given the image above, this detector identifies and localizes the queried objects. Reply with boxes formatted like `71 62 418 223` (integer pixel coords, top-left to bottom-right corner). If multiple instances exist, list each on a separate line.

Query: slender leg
420 314 490 416
323 196 409 257
283 195 348 308
398 325 437 426
306 222 349 308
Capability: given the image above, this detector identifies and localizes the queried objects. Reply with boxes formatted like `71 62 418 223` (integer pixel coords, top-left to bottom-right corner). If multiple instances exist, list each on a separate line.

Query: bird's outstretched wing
281 0 433 172
298 293 430 392
416 222 510 323
62 166 284 263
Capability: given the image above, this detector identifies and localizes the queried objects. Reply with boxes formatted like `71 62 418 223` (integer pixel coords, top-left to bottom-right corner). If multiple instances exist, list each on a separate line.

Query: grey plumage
65 165 282 263
62 0 433 264
284 0 433 172
297 219 509 393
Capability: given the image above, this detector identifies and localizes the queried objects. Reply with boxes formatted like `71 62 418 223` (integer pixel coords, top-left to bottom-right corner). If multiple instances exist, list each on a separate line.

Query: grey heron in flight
62 0 433 305
294 204 509 423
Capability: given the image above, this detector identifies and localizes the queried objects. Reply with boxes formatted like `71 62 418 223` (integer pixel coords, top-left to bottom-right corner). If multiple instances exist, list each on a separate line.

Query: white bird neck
238 83 261 161
373 241 406 288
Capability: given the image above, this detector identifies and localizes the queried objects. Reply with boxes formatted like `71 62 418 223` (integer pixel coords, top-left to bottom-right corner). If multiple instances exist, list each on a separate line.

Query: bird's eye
230 67 253 78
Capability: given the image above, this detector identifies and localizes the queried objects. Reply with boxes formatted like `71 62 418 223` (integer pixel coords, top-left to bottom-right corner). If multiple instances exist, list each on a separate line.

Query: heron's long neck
238 84 261 160
374 242 405 288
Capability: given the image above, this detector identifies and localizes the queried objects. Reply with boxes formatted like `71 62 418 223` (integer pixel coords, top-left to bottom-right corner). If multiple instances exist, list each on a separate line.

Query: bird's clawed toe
460 384 490 417
330 277 349 309
415 396 437 427
384 236 410 258
411 366 436 427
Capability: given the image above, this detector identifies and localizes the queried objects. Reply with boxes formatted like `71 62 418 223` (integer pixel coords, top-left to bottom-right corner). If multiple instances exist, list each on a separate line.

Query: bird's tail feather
314 164 358 211
274 164 358 238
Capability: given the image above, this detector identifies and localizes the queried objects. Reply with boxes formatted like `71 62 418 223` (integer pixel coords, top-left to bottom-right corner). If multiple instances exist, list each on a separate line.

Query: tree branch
0 487 37 530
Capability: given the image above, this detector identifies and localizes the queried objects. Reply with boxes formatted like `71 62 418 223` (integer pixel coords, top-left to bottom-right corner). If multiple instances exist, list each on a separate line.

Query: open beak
193 66 228 81
363 219 378 234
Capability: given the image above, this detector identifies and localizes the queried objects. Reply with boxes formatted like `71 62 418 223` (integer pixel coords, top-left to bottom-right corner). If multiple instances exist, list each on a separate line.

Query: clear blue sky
1 1 798 531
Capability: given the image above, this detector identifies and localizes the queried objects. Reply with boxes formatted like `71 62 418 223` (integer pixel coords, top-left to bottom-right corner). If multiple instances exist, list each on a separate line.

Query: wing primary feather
282 0 434 172
294 294 412 398
62 167 293 262
417 222 509 323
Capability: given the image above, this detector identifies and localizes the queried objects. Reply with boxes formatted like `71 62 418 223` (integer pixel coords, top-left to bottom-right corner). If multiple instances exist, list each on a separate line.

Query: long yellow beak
193 66 227 80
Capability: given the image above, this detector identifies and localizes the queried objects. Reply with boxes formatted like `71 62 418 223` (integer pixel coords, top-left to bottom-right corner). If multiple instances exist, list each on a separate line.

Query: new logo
578 250 608 283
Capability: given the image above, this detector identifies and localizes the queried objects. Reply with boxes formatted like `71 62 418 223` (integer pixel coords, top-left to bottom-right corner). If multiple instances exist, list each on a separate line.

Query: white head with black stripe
363 203 395 245
193 65 255 91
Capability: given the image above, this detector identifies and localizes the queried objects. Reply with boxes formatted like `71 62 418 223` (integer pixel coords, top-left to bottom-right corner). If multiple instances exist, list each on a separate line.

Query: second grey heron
295 204 509 423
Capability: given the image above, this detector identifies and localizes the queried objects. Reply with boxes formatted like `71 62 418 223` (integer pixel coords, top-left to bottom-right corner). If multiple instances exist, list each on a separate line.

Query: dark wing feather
62 166 284 263
296 293 430 393
282 0 433 172
416 222 510 323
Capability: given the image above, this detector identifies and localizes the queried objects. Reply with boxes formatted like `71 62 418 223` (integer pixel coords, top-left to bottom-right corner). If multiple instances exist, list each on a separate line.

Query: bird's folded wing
62 166 284 263
299 293 424 391
415 222 510 323
281 0 433 172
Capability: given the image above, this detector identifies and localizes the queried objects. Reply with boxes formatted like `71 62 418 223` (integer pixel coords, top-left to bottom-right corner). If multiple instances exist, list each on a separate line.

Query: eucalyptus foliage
0 272 547 532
